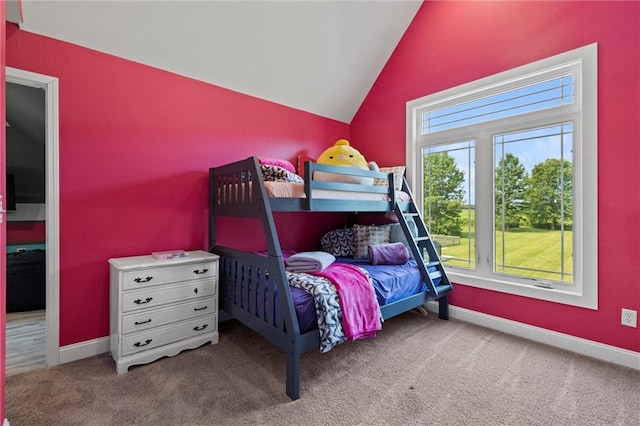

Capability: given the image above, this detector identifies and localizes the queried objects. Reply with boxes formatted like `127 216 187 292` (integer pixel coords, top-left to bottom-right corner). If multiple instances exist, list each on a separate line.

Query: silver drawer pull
194 306 208 311
134 319 152 325
193 269 209 275
133 339 152 348
133 297 153 305
134 276 153 283
193 324 209 331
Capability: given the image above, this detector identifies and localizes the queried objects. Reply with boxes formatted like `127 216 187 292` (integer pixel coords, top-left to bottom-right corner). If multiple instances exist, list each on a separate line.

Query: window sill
447 270 597 310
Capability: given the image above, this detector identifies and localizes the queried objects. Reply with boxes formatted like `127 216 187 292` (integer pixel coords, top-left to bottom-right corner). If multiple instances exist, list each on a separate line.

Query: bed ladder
394 181 453 312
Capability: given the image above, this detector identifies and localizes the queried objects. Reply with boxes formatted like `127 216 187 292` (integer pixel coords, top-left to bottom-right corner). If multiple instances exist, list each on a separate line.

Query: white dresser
109 250 219 374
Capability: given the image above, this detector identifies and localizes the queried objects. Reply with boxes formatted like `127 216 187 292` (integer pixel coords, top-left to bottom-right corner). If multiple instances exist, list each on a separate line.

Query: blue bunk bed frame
209 156 451 400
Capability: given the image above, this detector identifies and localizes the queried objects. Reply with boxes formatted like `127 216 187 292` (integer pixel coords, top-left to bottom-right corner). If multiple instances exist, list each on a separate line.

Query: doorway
5 67 60 368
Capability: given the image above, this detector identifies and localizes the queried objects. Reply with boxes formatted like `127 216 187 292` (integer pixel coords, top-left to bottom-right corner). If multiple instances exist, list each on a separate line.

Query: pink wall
7 222 45 244
4 1 638 361
6 24 349 346
352 1 640 352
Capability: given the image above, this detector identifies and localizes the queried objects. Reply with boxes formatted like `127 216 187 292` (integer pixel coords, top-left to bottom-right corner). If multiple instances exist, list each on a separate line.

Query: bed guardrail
209 157 265 218
302 161 396 211
213 245 300 351
209 156 404 215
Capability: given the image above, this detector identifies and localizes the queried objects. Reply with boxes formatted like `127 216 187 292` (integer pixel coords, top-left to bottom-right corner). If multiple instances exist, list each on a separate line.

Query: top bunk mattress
264 181 410 201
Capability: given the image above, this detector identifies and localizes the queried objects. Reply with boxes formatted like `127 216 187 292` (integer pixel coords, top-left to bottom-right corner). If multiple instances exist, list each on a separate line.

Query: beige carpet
6 312 639 425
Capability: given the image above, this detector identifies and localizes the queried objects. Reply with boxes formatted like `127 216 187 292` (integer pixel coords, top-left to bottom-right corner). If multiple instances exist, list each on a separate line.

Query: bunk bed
209 156 452 400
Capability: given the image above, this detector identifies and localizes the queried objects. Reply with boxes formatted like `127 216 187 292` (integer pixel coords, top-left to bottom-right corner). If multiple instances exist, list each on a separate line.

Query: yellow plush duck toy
317 139 369 168
315 139 377 184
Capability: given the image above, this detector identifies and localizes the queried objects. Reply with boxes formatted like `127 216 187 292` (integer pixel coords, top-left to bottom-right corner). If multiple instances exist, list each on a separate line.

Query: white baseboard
427 302 640 371
59 336 110 365
56 307 639 372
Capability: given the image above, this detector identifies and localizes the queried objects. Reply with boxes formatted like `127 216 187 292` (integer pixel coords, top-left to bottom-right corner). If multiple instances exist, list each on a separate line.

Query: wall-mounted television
6 173 16 211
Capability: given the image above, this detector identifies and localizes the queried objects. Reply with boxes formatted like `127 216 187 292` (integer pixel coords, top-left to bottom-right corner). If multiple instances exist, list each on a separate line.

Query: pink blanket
311 263 381 341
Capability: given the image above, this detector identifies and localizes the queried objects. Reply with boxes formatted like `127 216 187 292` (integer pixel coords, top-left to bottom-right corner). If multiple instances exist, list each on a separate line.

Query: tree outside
526 158 573 230
495 153 529 230
423 151 465 236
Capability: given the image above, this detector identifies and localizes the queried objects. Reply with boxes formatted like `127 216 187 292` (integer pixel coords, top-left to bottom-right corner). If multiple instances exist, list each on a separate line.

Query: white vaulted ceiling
15 0 422 123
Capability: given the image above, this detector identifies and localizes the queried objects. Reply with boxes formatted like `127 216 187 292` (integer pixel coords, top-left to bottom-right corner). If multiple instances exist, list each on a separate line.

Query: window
406 44 597 308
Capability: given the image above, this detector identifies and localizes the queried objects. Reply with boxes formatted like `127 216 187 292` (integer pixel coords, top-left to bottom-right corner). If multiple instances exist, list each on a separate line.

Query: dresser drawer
122 261 217 290
122 280 216 313
121 315 216 357
122 297 216 334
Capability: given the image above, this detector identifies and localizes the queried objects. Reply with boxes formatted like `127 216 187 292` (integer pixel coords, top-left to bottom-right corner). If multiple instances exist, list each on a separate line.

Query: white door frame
6 67 60 366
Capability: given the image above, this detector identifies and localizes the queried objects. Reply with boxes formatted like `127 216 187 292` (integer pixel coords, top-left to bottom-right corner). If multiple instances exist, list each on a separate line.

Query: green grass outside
433 207 573 283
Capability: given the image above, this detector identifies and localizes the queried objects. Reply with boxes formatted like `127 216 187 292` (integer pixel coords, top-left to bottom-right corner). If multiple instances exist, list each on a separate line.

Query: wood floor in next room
5 310 46 376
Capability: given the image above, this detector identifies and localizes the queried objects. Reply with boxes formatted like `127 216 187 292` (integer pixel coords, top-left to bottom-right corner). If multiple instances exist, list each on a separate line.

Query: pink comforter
311 263 382 341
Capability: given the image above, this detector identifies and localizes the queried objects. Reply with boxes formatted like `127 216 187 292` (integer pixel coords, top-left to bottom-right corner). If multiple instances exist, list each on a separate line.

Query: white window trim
406 44 598 309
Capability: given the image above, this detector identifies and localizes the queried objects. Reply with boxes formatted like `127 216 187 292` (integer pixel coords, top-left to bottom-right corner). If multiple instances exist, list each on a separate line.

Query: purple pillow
368 242 410 265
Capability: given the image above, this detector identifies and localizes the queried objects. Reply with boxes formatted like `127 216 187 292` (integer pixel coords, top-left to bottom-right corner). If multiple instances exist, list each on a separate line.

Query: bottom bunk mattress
291 258 434 335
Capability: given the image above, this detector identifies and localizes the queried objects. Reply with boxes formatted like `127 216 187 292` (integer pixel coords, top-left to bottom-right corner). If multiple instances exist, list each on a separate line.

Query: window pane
423 141 475 269
422 75 574 134
494 123 573 283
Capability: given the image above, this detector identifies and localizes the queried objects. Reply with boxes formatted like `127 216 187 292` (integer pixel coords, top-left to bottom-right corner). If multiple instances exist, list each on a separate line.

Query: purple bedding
290 286 317 333
293 258 431 333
